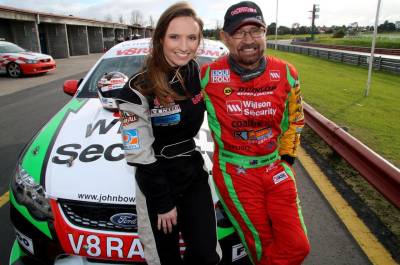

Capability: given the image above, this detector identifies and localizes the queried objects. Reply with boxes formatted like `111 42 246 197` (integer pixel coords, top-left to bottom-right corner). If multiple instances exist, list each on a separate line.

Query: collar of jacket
228 55 266 82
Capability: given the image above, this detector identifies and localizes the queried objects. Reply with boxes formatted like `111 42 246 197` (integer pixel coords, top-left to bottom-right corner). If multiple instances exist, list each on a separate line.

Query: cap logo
231 7 257 16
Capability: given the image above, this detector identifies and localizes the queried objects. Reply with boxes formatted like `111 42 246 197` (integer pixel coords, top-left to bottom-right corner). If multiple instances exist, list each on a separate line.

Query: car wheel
7 62 22 78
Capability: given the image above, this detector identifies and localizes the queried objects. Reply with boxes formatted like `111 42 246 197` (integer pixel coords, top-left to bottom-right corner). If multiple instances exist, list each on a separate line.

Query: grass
266 49 400 167
313 34 400 49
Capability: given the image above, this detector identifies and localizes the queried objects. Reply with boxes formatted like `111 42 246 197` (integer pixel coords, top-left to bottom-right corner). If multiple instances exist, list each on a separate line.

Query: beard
231 42 265 68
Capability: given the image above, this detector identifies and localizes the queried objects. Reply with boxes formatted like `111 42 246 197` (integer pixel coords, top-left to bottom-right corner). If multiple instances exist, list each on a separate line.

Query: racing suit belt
219 149 280 169
155 139 196 159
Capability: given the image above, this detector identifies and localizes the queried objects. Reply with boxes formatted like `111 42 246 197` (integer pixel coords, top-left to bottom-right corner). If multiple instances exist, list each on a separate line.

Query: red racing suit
201 55 310 265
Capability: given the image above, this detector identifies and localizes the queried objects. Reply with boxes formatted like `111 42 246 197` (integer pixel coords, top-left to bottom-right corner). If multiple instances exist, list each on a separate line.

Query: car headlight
25 59 38 64
11 165 53 220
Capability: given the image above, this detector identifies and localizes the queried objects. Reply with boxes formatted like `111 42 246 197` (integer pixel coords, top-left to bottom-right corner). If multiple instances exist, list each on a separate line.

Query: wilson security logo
269 70 280 81
226 100 242 115
211 69 230 83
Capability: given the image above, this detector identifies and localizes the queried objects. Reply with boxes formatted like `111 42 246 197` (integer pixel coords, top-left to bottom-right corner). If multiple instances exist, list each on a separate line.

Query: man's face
221 24 266 69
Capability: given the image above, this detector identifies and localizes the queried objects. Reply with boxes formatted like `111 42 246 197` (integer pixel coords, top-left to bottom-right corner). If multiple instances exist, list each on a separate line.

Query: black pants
137 153 221 265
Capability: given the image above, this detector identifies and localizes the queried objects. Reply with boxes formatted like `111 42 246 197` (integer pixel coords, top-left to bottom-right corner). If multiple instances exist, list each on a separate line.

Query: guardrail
303 102 400 208
267 43 400 74
291 41 400 56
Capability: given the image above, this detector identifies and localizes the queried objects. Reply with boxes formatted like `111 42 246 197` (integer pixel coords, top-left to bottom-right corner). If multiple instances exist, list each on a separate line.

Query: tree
298 26 310 34
333 29 345 38
267 22 276 35
130 10 143 26
278 25 291 35
378 20 396 33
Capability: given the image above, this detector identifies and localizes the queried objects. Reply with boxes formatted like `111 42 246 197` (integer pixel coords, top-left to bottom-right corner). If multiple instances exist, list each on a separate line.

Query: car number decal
67 233 144 260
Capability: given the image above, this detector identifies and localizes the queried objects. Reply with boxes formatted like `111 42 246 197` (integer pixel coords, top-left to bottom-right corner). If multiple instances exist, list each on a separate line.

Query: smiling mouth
175 52 191 58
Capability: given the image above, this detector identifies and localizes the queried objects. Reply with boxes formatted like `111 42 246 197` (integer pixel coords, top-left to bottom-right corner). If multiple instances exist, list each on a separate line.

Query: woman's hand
157 207 177 234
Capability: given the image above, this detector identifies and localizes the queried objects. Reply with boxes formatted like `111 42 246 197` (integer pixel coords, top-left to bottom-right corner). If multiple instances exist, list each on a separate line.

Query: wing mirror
63 79 81 96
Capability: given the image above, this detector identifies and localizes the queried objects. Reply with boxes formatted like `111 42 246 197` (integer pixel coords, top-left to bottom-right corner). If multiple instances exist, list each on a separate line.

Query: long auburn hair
135 2 203 106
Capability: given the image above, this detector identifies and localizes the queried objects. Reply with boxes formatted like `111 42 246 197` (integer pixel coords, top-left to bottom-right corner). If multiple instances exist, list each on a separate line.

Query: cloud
1 0 399 27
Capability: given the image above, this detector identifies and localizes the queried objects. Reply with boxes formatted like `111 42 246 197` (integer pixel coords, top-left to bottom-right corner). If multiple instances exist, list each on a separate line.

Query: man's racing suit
200 55 310 265
116 60 221 265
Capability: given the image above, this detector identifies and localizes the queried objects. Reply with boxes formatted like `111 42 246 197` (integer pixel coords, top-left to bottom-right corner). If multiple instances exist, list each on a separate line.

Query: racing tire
7 62 22 78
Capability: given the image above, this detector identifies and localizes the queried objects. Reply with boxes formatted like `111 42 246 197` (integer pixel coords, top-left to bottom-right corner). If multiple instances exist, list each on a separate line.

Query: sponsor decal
226 143 251 152
237 87 276 96
197 49 220 57
224 87 233 96
231 7 257 15
152 114 180 126
273 171 288 184
226 100 242 115
77 193 135 203
150 104 181 117
116 47 150 56
236 166 246 175
122 129 140 150
265 139 277 152
120 111 138 126
110 213 138 229
191 92 203 104
67 234 144 260
269 70 280 81
86 119 120 138
249 160 258 165
151 104 181 126
240 100 276 117
265 162 278 173
231 120 271 128
15 229 34 255
233 127 273 143
52 143 124 164
211 69 230 83
232 243 247 262
100 78 126 92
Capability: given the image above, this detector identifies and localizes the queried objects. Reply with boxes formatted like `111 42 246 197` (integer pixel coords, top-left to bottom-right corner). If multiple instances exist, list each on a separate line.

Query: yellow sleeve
279 65 305 158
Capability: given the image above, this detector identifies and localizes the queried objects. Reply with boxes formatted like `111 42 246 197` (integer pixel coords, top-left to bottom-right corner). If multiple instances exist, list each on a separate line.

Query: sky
1 0 399 29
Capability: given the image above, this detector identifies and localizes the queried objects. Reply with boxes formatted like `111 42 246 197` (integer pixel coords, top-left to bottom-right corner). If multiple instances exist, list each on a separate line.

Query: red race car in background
0 41 56 77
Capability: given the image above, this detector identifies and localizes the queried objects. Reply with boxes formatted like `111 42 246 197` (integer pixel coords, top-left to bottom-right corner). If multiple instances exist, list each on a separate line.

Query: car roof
103 38 228 60
0 41 16 46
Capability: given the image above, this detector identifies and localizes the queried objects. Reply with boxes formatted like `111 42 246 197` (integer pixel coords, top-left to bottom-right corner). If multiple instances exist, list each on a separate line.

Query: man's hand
157 207 177 234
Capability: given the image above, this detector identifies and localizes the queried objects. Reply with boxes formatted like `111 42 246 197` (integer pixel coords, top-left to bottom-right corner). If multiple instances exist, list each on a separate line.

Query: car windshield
78 55 146 98
77 55 214 98
0 43 25 53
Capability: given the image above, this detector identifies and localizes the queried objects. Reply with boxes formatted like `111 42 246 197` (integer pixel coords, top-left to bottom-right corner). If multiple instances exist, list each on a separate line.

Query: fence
267 43 400 74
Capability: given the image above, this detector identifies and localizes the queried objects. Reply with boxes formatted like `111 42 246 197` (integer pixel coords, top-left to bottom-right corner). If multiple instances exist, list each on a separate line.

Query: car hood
19 97 215 205
4 51 52 60
21 98 136 205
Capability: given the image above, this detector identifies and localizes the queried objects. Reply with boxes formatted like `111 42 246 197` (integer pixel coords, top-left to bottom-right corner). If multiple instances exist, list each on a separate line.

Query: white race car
0 41 56 77
9 38 250 265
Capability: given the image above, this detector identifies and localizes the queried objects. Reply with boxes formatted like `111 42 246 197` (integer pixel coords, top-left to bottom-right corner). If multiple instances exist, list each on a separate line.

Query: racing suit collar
228 55 266 82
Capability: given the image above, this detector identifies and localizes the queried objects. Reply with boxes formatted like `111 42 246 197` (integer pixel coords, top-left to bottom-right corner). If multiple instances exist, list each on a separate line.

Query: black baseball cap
223 1 266 35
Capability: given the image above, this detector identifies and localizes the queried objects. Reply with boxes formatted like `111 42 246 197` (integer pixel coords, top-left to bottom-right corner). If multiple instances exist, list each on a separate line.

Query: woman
116 2 221 265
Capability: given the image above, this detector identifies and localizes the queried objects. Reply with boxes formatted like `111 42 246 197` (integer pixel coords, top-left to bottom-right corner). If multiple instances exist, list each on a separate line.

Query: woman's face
162 16 200 67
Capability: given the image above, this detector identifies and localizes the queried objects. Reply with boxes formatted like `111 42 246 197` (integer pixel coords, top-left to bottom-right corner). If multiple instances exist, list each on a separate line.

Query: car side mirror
63 80 79 96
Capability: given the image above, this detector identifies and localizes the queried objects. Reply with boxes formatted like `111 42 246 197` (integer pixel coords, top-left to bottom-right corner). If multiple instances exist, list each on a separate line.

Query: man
200 1 310 264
